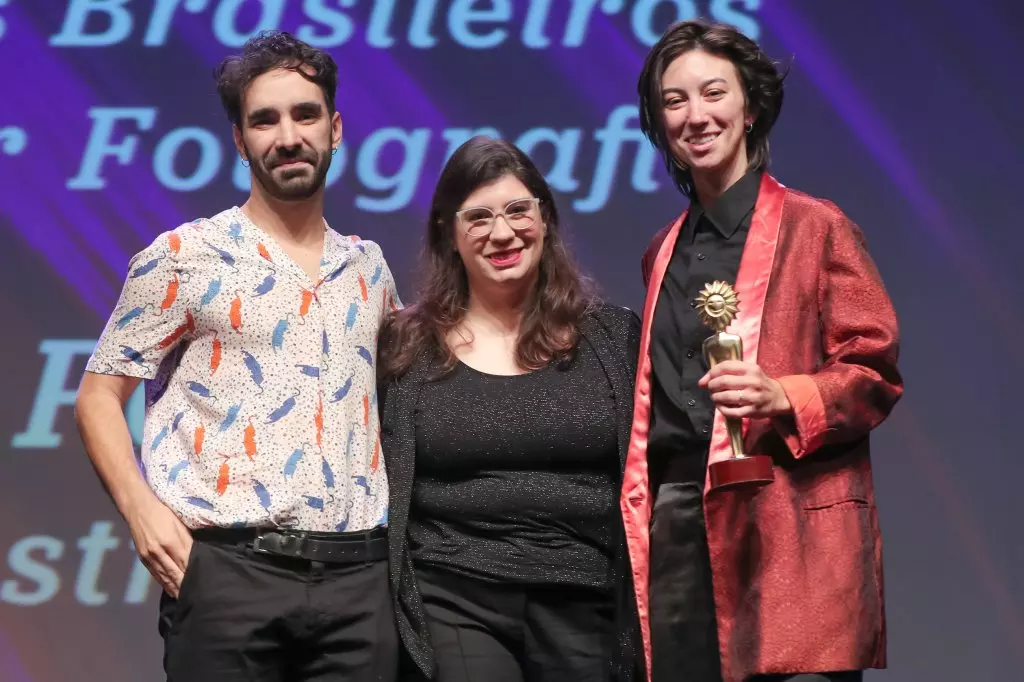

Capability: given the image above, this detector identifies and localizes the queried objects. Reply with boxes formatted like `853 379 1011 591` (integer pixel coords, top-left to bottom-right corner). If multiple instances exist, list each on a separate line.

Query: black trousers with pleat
409 564 614 682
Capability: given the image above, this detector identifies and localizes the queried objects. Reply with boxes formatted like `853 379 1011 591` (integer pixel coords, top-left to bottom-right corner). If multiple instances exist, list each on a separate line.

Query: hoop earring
241 158 250 168
745 122 753 134
331 147 338 156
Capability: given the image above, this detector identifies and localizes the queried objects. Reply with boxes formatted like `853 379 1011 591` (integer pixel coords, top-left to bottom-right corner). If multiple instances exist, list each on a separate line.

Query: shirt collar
321 225 358 282
690 170 762 240
232 206 355 284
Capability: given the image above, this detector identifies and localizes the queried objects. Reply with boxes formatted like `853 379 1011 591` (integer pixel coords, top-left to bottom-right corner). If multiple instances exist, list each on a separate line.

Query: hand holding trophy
695 281 775 492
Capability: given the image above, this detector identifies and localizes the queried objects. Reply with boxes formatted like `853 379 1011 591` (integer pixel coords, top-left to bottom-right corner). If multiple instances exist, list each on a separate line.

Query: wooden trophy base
709 455 774 492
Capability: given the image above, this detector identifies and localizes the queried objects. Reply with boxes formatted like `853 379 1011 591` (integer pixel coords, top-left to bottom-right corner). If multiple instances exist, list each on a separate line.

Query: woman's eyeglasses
454 198 541 237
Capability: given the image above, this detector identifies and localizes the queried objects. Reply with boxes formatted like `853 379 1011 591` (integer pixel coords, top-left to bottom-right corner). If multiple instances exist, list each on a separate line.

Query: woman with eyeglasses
377 136 643 682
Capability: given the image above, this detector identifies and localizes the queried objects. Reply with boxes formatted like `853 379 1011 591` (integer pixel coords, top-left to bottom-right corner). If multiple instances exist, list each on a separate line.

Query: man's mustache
266 151 317 168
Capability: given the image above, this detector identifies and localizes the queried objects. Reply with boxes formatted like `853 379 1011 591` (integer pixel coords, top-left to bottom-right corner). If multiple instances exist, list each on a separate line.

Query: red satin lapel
704 175 787 488
621 210 686 680
622 176 786 676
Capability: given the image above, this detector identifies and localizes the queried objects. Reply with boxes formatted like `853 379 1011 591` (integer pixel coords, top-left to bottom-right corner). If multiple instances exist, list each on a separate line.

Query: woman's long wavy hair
379 136 594 380
637 20 787 199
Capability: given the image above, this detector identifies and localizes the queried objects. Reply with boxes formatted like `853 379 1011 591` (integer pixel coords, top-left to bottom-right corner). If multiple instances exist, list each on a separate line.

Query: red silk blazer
621 174 903 682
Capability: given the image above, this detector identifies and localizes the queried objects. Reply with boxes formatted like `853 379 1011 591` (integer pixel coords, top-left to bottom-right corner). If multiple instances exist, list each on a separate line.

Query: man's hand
699 360 792 419
125 495 194 598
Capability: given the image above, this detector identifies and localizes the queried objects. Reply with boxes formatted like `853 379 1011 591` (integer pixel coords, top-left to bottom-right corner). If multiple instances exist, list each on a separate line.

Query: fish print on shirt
87 206 402 532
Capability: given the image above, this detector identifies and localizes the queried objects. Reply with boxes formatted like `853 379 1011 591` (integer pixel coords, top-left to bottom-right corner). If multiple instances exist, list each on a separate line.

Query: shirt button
686 349 695 359
702 426 710 434
697 253 706 260
690 300 698 308
687 399 696 407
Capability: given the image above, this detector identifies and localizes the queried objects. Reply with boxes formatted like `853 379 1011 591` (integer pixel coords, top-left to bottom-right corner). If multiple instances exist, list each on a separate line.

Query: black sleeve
624 307 641 375
376 313 398 422
592 303 642 377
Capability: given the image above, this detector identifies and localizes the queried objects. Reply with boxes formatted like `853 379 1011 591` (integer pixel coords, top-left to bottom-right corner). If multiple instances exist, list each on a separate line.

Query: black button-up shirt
648 171 761 485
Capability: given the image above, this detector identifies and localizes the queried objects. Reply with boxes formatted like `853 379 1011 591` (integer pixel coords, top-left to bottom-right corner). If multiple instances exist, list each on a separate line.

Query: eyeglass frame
453 197 543 236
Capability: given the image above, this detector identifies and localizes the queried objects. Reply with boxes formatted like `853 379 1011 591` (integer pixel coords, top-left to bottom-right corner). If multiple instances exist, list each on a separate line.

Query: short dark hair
214 31 338 128
637 20 786 198
380 136 594 380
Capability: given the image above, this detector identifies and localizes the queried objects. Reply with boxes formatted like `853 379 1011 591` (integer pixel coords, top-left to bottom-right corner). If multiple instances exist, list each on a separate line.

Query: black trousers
158 531 398 682
649 482 862 682
413 565 613 682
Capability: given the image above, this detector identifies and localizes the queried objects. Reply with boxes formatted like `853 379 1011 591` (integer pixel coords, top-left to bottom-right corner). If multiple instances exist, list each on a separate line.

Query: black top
379 303 644 681
410 342 618 588
648 171 761 484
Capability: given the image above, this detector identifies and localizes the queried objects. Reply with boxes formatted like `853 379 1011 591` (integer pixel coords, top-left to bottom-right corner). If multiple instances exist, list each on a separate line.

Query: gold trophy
696 281 774 491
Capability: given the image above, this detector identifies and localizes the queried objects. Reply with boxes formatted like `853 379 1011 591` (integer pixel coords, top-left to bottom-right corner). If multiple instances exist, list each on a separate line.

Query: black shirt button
690 300 698 308
697 253 706 260
687 399 697 407
686 349 695 359
701 426 710 434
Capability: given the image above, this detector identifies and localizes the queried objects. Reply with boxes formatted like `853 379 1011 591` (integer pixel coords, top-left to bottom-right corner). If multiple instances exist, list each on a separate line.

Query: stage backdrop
1 1 1021 680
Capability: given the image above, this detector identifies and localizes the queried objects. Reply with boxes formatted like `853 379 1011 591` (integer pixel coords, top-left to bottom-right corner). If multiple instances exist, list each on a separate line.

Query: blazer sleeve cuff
774 374 828 458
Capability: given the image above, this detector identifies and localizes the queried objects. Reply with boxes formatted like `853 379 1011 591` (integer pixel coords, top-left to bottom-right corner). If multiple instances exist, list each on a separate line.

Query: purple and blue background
1 1 1021 680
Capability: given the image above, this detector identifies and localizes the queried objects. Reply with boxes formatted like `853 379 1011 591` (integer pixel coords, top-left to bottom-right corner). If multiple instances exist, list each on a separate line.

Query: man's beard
249 145 333 201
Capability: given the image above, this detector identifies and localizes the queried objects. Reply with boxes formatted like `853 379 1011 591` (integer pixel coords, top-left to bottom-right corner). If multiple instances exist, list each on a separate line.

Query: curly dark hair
379 136 595 381
214 30 338 127
637 20 786 198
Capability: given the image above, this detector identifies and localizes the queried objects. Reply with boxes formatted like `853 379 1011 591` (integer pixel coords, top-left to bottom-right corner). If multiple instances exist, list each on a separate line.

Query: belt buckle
251 533 268 555
252 530 307 558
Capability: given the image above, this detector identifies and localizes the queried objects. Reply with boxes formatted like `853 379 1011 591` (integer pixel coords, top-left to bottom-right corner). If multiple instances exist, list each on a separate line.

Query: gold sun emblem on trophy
694 281 740 332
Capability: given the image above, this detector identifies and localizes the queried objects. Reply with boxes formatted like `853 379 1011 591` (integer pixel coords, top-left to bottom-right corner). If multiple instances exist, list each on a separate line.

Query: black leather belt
192 526 388 564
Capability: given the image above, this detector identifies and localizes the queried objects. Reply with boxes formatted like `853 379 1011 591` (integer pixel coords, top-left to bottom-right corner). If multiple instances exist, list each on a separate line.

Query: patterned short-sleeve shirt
87 207 401 532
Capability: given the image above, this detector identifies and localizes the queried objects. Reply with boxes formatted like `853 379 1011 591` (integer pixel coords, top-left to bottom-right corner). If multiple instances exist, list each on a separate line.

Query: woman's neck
463 289 526 338
693 151 748 206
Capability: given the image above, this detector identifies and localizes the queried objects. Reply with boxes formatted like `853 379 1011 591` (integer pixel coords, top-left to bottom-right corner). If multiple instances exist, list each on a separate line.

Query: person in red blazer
620 20 903 682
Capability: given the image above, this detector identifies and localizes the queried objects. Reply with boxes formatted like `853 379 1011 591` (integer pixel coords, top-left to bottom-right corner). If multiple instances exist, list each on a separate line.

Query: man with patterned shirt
74 32 401 682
